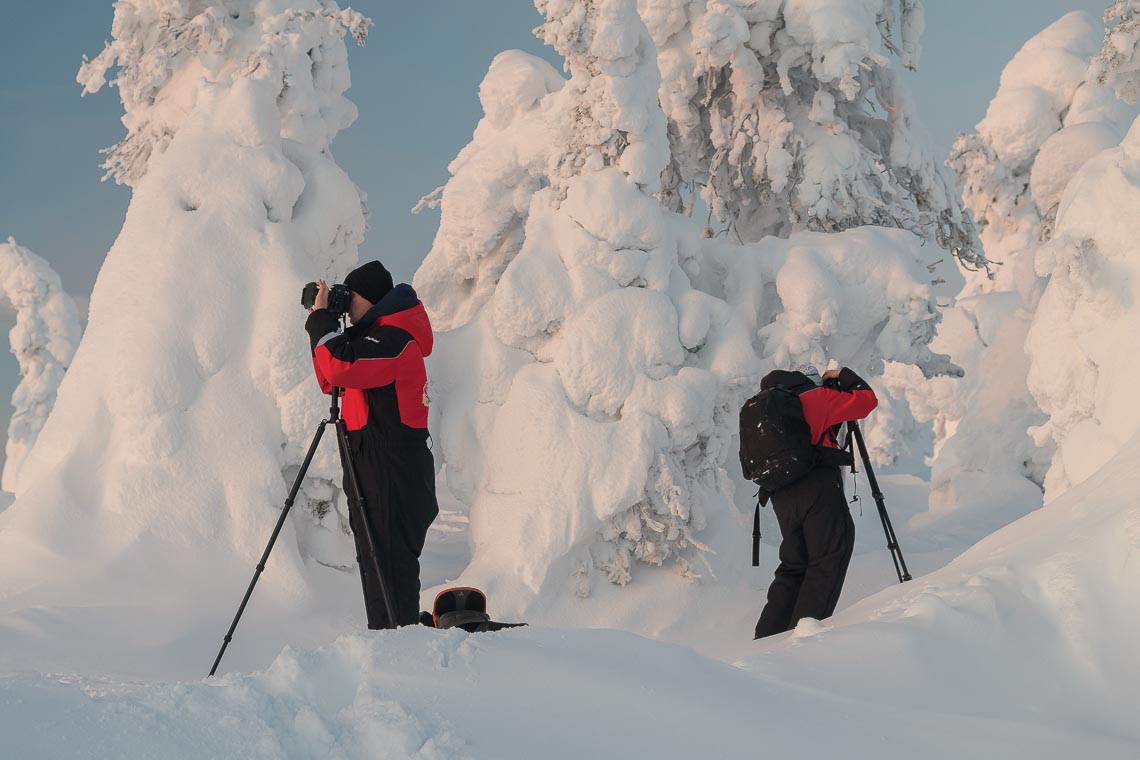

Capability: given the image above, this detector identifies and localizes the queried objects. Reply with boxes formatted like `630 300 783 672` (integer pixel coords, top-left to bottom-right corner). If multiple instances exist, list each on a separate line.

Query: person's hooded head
343 260 394 324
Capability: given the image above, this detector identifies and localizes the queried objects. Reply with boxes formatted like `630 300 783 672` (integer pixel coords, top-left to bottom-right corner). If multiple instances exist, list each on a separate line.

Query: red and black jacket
760 367 878 449
304 284 433 438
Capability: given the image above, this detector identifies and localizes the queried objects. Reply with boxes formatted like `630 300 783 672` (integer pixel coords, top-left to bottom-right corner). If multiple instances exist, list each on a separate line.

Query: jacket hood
362 283 434 356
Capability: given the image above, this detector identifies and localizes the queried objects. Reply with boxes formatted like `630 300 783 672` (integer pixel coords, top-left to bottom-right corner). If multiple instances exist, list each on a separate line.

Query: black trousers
343 432 439 629
755 467 855 638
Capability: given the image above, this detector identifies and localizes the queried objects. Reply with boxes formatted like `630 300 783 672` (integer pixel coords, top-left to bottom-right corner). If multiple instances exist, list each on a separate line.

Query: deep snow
3 437 1139 758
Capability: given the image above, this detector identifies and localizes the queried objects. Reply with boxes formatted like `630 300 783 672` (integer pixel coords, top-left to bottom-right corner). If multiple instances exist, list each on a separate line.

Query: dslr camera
301 281 352 317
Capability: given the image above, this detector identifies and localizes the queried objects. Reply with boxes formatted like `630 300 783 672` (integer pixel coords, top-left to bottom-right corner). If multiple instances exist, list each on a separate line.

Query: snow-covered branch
1091 0 1140 102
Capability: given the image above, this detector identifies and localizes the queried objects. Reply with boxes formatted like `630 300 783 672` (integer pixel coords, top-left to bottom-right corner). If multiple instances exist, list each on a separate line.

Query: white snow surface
0 238 82 492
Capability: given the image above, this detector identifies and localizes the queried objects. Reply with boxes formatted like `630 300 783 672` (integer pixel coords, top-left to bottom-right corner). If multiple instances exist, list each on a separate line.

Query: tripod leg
209 420 328 677
849 422 912 584
336 421 399 628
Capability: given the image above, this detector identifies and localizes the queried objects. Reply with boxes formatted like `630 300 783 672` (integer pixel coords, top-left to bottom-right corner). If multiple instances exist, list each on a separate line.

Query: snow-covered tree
0 238 81 493
418 0 956 615
903 12 1137 537
1027 116 1140 499
1091 0 1140 103
949 11 1133 299
1021 4 1140 500
79 0 370 187
639 0 982 272
0 1 372 666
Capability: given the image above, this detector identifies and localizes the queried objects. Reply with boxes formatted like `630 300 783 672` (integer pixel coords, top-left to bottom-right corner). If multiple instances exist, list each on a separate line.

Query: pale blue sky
0 1 1113 447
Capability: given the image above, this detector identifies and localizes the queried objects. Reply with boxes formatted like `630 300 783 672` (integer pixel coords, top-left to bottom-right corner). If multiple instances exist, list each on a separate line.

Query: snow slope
3 431 1138 758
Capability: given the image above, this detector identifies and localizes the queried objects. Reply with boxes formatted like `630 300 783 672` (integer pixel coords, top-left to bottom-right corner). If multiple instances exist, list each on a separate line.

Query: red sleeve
312 356 333 395
818 388 878 429
800 386 878 446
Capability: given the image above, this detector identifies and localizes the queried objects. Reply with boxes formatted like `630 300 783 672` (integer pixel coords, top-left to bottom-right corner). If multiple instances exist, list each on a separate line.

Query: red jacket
305 284 433 433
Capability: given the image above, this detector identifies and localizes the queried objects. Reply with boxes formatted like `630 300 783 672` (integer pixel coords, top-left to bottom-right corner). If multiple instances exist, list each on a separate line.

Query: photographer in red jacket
754 364 877 639
305 261 438 629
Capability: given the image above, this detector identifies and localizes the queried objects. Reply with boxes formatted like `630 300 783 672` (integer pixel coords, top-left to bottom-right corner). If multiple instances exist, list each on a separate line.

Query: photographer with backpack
740 364 877 639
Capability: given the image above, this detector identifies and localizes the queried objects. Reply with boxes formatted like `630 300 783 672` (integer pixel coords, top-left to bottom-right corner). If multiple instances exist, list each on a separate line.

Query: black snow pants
754 466 855 638
342 429 439 629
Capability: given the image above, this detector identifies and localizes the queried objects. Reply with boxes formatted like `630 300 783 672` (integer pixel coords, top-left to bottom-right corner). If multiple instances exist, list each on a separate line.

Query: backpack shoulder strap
752 489 769 567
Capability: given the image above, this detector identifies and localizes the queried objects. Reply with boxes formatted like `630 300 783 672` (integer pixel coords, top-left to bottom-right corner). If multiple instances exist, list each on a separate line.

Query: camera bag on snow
738 378 852 567
423 587 526 633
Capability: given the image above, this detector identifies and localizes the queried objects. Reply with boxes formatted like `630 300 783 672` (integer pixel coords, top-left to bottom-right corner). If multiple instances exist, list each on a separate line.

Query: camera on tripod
301 281 353 316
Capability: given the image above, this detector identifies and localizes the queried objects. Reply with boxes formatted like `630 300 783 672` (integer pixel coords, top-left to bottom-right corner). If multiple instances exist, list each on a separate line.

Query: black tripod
848 421 912 583
208 387 395 677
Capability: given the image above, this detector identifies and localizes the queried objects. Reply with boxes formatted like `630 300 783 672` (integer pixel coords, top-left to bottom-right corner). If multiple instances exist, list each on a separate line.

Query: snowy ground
7 450 1133 759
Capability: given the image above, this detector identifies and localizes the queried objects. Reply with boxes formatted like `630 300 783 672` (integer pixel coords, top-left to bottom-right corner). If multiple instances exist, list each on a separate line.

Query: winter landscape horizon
2 1 1140 758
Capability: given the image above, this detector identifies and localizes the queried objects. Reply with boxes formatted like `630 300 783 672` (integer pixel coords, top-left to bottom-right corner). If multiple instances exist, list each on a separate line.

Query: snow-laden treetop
78 0 371 187
641 0 983 272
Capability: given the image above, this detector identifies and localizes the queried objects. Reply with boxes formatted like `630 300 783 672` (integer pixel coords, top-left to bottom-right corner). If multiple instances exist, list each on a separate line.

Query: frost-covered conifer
0 239 81 493
0 1 372 655
423 0 717 593
1027 116 1140 499
909 12 1135 534
79 0 370 186
419 0 957 613
949 11 1133 298
639 0 981 270
1091 0 1140 103
1024 4 1140 499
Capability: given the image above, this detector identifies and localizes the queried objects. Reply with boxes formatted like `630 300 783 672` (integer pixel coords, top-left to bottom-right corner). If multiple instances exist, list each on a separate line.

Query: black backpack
739 386 821 492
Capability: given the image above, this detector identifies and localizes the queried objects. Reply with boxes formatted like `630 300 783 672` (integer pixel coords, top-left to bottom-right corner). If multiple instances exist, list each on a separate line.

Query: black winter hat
344 260 394 305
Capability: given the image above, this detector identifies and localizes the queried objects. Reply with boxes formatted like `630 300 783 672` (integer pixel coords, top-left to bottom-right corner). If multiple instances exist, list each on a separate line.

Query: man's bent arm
305 311 405 390
820 368 878 427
